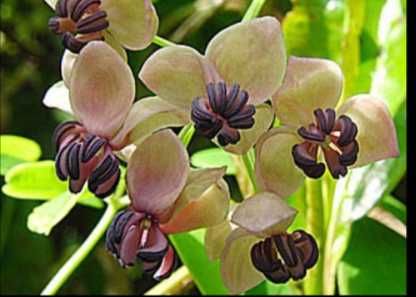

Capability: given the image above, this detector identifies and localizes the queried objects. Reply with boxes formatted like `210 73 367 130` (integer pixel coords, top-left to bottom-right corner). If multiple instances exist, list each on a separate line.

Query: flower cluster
42 0 398 293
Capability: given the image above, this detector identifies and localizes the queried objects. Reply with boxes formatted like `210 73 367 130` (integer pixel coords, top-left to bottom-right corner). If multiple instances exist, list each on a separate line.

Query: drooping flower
255 56 399 197
46 0 158 55
206 193 318 294
105 130 230 279
52 41 188 197
139 16 287 154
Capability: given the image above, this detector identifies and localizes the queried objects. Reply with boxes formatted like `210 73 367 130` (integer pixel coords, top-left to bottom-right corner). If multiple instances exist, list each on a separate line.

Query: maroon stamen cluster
53 121 120 198
251 230 318 284
292 108 359 179
105 209 177 280
191 81 256 146
48 0 109 53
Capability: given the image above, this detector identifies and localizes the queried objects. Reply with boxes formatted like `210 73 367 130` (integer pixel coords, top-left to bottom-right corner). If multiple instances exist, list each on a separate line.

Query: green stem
40 198 125 295
242 0 267 21
152 35 176 47
242 149 258 193
178 124 196 147
144 266 194 295
303 178 325 294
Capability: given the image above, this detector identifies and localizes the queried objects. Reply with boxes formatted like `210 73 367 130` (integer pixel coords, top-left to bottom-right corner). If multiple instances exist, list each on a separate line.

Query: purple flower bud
191 81 256 146
105 209 177 280
292 108 359 179
48 0 109 53
250 229 318 284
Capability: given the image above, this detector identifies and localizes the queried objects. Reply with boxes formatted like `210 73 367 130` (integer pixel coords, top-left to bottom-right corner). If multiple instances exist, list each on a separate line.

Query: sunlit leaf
2 160 104 208
245 280 300 295
27 191 81 236
337 216 406 294
283 0 330 58
169 229 228 294
0 135 41 175
191 148 236 175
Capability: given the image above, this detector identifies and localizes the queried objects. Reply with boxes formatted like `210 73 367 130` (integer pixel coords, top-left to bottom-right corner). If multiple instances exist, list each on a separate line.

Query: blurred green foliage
0 0 406 294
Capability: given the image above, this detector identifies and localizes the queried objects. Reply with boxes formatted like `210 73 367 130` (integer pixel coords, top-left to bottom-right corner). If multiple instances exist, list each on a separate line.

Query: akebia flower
255 56 399 198
46 0 158 54
139 16 287 154
105 130 230 279
206 193 318 294
51 41 188 197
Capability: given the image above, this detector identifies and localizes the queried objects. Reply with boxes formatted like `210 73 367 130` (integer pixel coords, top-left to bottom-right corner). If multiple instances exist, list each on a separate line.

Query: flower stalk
242 0 267 21
41 195 128 295
152 35 176 48
303 178 325 294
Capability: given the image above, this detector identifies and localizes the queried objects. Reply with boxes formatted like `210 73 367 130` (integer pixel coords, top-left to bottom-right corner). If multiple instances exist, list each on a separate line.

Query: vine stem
242 149 258 194
178 124 196 147
242 0 267 21
152 35 176 47
303 178 325 294
40 200 120 295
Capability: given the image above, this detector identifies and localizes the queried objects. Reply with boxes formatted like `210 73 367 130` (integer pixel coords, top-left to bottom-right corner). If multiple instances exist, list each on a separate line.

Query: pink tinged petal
205 16 287 105
110 97 190 149
222 104 274 155
127 130 189 217
139 45 211 112
119 224 141 266
204 220 232 261
160 167 230 234
137 225 169 262
272 56 344 127
153 245 177 280
220 228 264 294
101 0 159 50
61 50 78 88
255 128 305 198
43 81 72 114
102 31 128 61
115 143 136 163
337 94 399 167
231 192 297 237
70 41 135 139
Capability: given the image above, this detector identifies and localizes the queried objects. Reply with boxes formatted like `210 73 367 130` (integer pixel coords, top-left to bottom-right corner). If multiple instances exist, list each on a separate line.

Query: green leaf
2 160 104 209
27 191 81 236
0 135 41 175
370 0 406 115
3 160 67 199
169 229 228 294
378 195 406 223
283 0 330 58
244 280 299 295
337 216 406 294
191 148 236 175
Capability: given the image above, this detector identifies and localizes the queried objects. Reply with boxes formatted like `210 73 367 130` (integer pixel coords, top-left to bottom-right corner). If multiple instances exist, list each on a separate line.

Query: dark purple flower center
250 229 319 284
292 108 359 179
48 0 109 53
105 209 177 280
191 81 256 146
53 121 120 198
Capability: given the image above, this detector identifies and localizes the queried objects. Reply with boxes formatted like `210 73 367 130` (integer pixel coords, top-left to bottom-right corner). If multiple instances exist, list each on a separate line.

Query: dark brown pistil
48 0 109 53
292 108 359 179
191 81 256 146
53 121 120 198
250 230 319 284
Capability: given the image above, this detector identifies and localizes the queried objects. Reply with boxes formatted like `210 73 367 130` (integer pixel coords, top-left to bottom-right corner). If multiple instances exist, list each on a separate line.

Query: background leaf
0 135 41 175
190 148 236 175
2 160 104 208
337 214 406 294
169 229 228 294
27 191 81 236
